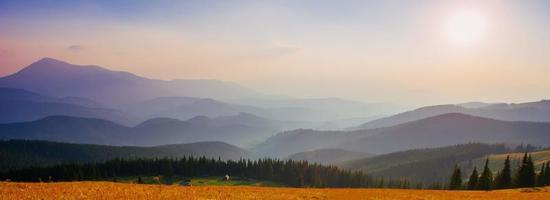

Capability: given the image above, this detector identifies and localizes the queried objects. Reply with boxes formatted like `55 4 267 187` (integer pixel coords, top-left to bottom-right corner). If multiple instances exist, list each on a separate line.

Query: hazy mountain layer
256 113 550 156
0 87 139 125
0 58 405 126
0 58 258 107
356 100 550 129
0 113 298 147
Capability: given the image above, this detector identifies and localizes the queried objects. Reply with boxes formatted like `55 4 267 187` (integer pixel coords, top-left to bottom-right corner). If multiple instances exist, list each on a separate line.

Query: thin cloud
67 45 87 52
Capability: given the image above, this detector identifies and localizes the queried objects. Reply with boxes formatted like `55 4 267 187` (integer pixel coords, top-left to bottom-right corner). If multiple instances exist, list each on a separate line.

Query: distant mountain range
0 58 402 127
0 87 139 125
356 100 550 129
0 113 300 147
235 98 405 123
0 58 259 107
123 96 266 121
257 113 550 156
0 140 253 172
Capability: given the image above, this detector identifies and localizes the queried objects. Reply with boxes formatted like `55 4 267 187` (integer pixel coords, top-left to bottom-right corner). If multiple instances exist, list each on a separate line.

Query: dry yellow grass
1 181 550 200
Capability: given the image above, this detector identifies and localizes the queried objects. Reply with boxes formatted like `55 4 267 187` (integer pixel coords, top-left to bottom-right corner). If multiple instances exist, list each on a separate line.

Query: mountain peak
35 57 69 65
2 58 111 79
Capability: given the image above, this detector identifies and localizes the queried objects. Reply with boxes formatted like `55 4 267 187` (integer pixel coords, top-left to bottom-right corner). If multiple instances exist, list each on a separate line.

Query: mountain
0 58 399 128
0 140 253 172
124 96 266 120
356 100 550 129
236 98 405 122
256 113 550 157
0 116 130 145
0 87 104 108
345 113 550 154
340 143 510 183
253 129 364 157
287 148 371 165
0 58 259 107
0 87 138 125
0 113 300 147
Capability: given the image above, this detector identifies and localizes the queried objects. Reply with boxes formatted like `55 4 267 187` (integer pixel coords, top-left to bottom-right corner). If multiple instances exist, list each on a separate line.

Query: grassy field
106 176 283 187
1 181 550 200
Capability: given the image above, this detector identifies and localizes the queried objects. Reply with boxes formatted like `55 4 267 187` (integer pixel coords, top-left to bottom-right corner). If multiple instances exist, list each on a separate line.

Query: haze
1 0 549 106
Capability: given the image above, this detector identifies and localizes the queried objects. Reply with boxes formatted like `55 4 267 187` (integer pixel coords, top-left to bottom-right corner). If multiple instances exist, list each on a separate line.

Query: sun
446 9 487 46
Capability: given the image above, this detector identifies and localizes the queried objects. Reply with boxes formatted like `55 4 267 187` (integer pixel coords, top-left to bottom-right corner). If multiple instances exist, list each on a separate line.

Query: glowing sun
446 9 487 46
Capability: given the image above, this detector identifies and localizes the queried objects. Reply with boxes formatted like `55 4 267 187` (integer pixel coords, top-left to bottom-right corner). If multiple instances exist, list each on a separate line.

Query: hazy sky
1 0 549 106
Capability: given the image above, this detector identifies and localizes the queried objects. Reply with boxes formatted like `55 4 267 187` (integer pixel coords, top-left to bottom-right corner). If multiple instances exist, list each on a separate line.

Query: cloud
67 45 87 52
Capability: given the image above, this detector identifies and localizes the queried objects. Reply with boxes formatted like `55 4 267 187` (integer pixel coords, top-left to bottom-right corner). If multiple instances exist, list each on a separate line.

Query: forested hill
0 140 254 172
340 143 512 182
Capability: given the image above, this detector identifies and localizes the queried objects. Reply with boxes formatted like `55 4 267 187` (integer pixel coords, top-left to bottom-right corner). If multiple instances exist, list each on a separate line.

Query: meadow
111 176 283 187
1 181 550 200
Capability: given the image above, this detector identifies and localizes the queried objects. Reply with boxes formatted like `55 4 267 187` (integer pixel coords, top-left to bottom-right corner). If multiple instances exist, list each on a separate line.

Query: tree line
448 153 550 190
3 157 360 187
1 156 420 188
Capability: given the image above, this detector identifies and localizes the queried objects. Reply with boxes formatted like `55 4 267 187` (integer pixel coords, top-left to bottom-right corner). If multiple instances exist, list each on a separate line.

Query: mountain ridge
356 100 550 130
0 113 299 147
256 113 550 156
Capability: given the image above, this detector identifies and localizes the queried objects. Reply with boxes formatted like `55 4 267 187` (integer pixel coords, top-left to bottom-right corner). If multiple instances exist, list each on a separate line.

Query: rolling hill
256 113 550 157
356 100 550 129
0 87 138 125
123 96 266 121
0 113 298 147
0 140 254 172
340 143 510 182
236 98 405 123
287 148 371 165
345 113 550 154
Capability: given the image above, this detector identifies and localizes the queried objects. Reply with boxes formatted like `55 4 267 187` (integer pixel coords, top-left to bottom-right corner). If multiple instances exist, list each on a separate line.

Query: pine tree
477 158 493 190
515 152 536 188
536 163 546 187
525 154 536 187
448 165 462 190
495 156 512 189
545 161 550 186
467 167 479 190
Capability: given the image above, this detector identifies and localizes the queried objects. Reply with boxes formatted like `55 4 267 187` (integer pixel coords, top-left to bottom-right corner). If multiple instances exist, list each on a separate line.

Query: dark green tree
545 161 550 186
448 165 462 190
536 163 546 187
477 158 493 190
495 156 512 189
467 167 479 190
526 154 536 187
515 153 536 188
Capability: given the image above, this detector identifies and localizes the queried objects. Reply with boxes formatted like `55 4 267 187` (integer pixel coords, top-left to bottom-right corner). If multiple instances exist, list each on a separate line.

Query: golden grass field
1 181 550 200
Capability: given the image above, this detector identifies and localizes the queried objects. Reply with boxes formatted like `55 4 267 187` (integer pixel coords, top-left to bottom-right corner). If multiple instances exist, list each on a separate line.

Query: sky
1 0 549 106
